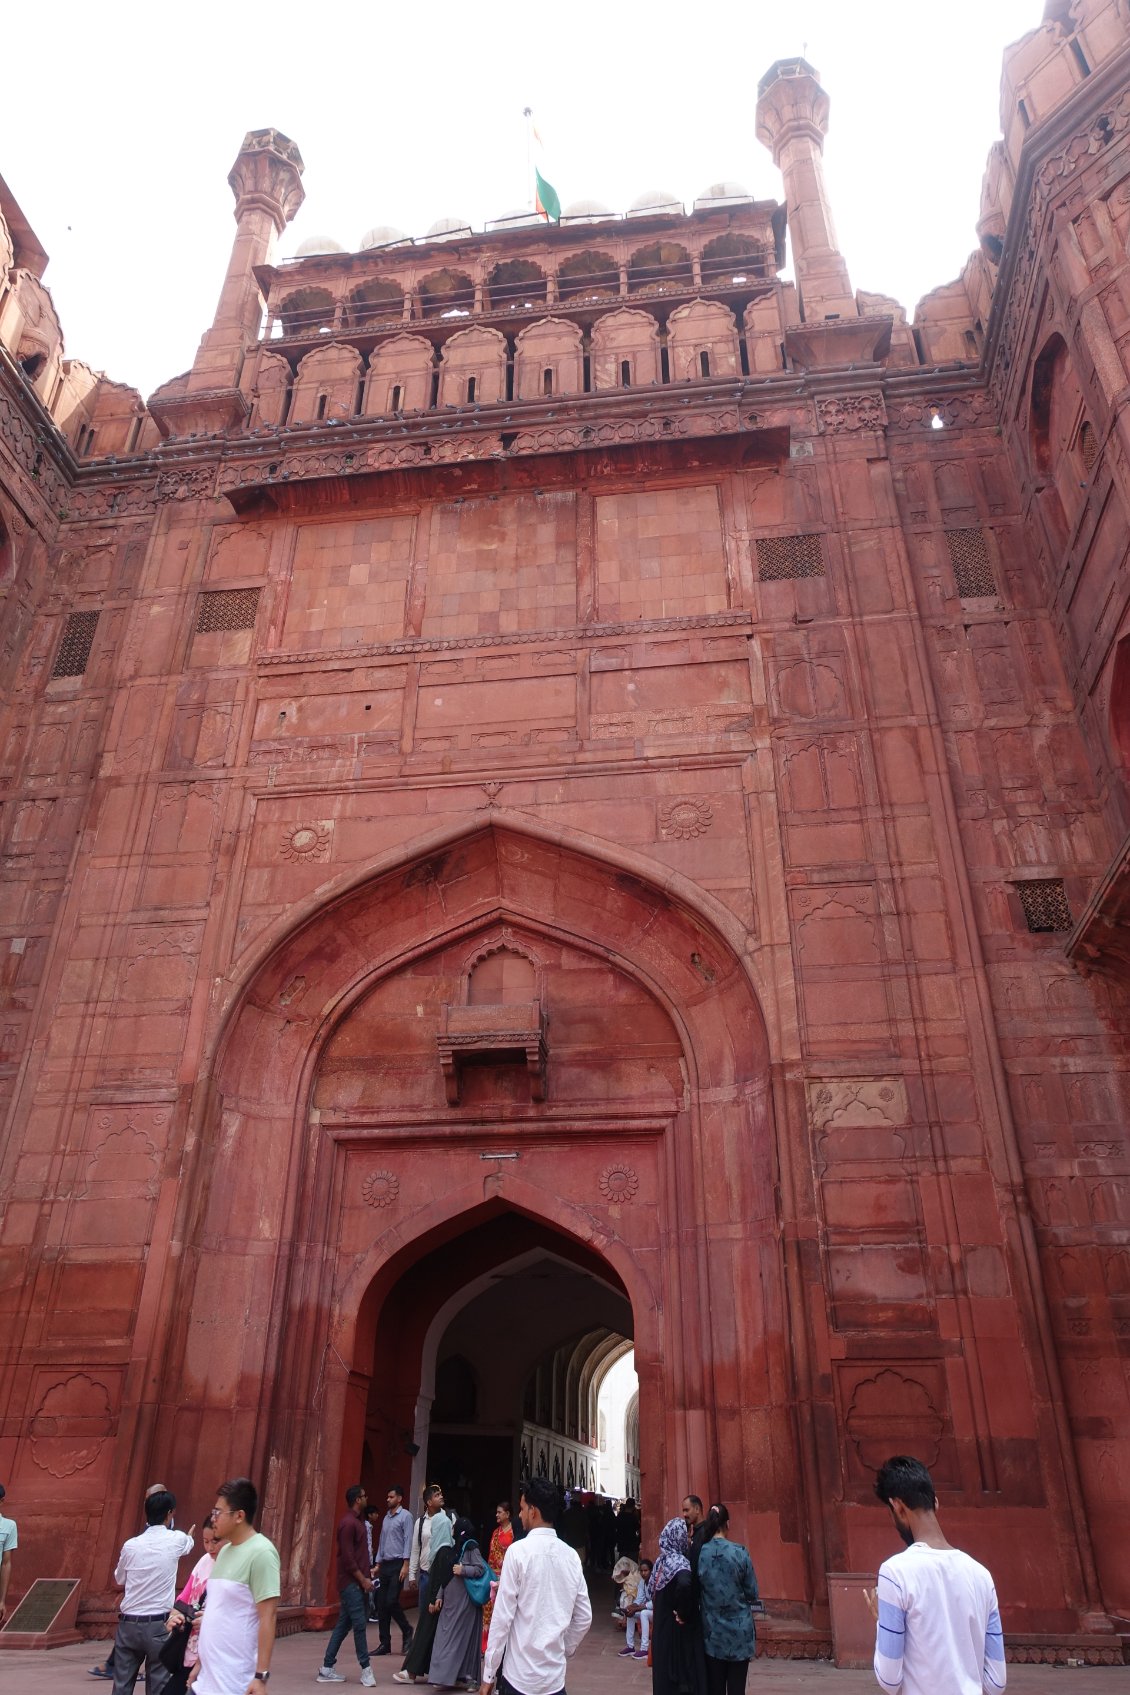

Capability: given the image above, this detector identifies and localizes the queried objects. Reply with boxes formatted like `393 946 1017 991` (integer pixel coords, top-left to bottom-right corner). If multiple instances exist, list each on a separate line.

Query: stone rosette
598 1163 639 1203
659 798 713 840
280 822 331 862
362 1169 399 1209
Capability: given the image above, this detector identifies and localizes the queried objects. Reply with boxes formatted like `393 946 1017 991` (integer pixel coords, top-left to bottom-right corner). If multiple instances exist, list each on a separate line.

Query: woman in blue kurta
695 1505 759 1695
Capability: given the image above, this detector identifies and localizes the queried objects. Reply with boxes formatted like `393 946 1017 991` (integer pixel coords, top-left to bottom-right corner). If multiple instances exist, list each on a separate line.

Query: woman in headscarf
651 1517 706 1695
395 1511 456 1685
427 1515 487 1689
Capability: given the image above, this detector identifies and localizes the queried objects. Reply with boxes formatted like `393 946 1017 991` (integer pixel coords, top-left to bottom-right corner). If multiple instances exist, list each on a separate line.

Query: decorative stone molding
279 822 332 863
361 1169 399 1209
658 798 713 840
815 392 887 433
258 610 753 668
598 1163 639 1203
889 391 993 432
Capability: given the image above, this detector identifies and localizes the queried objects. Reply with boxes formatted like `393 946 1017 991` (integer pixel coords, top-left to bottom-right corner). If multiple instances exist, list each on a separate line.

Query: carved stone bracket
816 392 887 433
437 1001 547 1105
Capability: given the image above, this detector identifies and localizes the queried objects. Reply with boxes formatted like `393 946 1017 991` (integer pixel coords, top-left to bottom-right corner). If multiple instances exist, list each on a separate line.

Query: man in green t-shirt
195 1478 281 1695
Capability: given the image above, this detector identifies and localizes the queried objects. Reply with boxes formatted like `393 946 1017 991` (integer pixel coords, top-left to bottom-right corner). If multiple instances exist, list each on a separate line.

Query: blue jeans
325 1580 371 1669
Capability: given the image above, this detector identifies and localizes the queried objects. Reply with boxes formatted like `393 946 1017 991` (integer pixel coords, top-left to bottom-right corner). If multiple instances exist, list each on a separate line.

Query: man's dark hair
145 1489 176 1525
683 1493 704 1512
519 1475 561 1525
366 1502 382 1517
874 1455 936 1511
346 1484 365 1508
424 1483 444 1503
217 1477 259 1522
389 1485 405 1500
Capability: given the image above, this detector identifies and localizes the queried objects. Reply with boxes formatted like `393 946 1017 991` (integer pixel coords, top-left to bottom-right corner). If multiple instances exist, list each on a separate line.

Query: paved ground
4 1613 1127 1695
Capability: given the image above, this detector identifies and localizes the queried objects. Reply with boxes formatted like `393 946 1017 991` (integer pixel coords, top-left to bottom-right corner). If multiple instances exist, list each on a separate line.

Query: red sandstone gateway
0 4 1128 1670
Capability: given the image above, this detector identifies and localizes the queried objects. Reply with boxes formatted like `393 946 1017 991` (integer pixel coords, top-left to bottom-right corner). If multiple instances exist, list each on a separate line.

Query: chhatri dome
628 189 683 215
359 224 409 250
294 235 344 255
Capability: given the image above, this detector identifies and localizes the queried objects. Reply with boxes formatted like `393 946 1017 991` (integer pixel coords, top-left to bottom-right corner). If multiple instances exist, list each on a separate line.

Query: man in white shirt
481 1477 591 1695
407 1483 451 1615
865 1454 1006 1695
111 1489 195 1695
0 1481 16 1626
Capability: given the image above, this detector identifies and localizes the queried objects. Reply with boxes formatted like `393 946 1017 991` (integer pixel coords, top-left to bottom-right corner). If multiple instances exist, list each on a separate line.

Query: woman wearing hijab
695 1505 758 1695
651 1517 706 1695
395 1511 456 1685
427 1515 486 1689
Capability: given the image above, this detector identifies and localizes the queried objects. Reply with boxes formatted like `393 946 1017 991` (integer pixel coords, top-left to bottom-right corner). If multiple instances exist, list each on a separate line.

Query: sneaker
634 1649 649 1659
361 1671 377 1689
317 1671 346 1684
393 1673 414 1685
618 1646 635 1657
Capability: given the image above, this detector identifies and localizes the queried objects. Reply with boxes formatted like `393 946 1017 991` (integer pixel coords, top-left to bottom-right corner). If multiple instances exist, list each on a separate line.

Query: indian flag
526 110 561 222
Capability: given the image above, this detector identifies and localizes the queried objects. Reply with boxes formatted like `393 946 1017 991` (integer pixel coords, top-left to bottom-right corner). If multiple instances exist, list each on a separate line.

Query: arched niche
288 341 363 424
591 307 661 389
487 259 547 312
418 268 474 319
364 333 435 415
277 285 336 338
557 250 618 303
513 317 583 400
627 240 693 295
250 350 292 428
1029 330 1082 548
347 278 403 328
667 298 741 381
437 324 507 406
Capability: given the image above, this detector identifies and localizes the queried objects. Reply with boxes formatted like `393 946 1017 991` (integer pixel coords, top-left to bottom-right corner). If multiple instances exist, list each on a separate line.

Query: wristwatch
253 1674 270 1683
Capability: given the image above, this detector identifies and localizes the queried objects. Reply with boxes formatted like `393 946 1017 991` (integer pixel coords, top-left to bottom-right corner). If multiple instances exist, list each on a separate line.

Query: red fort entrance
2 5 1130 1664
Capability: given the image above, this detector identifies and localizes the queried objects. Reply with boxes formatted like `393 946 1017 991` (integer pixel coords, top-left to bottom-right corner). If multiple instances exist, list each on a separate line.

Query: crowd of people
7 1448 999 1695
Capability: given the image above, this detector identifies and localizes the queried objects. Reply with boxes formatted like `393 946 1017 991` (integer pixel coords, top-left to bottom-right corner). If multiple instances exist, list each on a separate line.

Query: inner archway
357 1209 633 1545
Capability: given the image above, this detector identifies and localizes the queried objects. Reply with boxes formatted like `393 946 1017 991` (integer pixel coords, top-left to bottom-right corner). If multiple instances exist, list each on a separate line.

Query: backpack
461 1543 492 1606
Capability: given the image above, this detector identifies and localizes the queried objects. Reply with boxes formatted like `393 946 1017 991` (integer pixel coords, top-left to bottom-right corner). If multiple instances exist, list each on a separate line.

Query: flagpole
523 106 533 210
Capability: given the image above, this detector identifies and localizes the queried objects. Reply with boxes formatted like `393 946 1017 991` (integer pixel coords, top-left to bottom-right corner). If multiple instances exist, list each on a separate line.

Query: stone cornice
257 609 754 670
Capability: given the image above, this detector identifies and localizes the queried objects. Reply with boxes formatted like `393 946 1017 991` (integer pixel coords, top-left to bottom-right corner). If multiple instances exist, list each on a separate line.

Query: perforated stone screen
51 610 99 678
195 588 261 633
1017 879 1073 934
755 534 825 581
945 528 998 598
1079 421 1099 472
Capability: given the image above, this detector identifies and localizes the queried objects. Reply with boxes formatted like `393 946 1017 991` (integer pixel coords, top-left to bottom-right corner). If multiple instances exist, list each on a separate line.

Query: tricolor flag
525 109 561 223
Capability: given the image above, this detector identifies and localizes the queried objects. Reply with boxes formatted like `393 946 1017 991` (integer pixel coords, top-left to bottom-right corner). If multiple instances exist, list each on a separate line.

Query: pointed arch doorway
178 821 808 1612
357 1207 633 1538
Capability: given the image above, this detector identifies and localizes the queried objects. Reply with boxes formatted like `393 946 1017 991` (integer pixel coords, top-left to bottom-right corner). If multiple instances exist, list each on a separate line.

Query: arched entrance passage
174 820 804 1609
353 1207 632 1541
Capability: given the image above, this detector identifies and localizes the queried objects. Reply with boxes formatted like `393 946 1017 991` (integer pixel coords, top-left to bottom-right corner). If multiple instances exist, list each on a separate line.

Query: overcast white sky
2 1 1042 399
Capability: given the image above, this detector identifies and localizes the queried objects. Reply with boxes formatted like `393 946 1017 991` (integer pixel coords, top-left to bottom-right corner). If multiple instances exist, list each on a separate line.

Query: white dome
486 207 543 230
694 180 751 204
295 235 345 256
560 198 615 221
425 215 473 240
359 224 409 250
628 189 682 215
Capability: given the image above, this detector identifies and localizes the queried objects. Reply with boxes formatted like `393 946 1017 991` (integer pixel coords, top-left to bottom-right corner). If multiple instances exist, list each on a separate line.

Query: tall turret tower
755 58 856 322
150 128 304 435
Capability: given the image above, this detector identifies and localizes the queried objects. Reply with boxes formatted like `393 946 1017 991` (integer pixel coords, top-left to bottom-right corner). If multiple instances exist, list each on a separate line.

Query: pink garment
177 1550 215 1667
